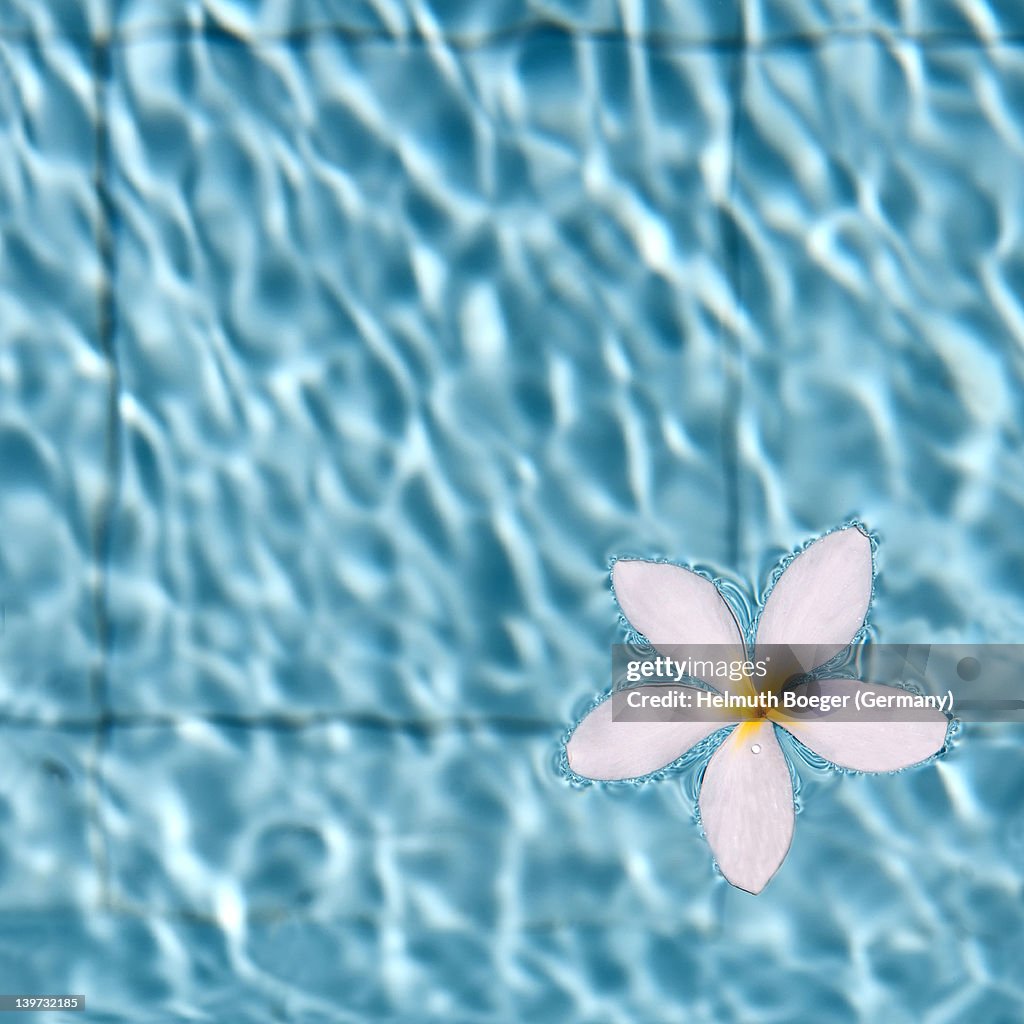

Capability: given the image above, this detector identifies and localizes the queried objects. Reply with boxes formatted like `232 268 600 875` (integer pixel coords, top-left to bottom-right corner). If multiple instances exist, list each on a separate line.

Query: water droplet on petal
751 743 761 755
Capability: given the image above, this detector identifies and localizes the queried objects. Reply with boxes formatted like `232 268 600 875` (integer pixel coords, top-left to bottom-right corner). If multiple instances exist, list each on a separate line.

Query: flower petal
566 687 730 781
776 679 949 772
755 526 873 669
612 559 745 659
698 720 794 894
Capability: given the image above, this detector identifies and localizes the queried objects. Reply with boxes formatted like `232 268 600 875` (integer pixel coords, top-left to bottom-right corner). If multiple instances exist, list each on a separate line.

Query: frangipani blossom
564 525 950 895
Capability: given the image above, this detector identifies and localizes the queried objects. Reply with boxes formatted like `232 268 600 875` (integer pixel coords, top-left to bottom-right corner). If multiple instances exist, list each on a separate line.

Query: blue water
2 1 1024 1021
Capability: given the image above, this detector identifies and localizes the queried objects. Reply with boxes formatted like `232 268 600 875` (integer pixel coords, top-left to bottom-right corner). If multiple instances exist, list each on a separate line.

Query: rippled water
2 1 1024 1021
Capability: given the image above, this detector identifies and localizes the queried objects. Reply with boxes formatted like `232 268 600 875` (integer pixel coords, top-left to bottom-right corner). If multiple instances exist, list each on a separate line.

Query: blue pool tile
104 35 742 716
724 40 1024 638
0 40 110 716
100 720 719 926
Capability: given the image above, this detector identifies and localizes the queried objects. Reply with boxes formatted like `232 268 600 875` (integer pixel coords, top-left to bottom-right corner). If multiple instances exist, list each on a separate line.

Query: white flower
564 525 950 894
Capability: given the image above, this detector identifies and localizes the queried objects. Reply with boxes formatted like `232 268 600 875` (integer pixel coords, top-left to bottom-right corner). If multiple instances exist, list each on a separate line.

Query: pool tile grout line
0 709 562 735
87 29 123 910
718 4 748 569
